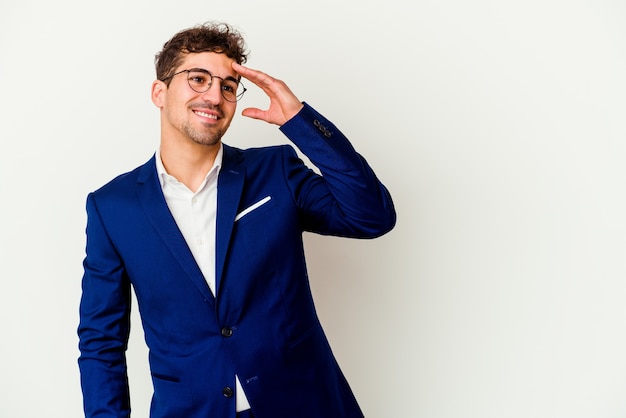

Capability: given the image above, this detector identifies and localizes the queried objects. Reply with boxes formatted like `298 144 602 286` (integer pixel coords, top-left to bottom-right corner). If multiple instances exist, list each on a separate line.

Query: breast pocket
230 194 297 269
235 195 273 222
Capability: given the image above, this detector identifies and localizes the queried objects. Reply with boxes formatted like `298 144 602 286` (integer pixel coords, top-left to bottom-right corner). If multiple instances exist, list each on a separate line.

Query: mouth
193 109 219 120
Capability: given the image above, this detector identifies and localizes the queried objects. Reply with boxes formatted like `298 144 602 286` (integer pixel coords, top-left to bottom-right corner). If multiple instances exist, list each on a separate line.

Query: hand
232 62 304 126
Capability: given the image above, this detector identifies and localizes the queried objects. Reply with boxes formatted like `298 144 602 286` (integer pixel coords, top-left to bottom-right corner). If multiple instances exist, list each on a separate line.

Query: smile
193 110 218 119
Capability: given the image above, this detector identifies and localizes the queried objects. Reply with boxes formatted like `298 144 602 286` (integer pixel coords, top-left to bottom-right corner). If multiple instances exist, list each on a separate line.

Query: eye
222 82 237 93
188 73 208 85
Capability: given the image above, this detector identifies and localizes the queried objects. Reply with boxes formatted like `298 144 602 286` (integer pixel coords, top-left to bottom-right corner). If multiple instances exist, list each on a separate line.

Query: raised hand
232 62 304 126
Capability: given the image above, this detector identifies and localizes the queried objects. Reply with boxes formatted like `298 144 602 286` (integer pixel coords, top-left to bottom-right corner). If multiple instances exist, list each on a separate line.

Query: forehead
178 52 237 77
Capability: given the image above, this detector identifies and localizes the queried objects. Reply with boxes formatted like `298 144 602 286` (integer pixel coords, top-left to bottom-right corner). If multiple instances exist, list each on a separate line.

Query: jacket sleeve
279 102 396 238
77 192 132 417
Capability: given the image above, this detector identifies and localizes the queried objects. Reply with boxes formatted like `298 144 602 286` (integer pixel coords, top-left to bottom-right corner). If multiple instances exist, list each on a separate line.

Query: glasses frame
160 68 246 102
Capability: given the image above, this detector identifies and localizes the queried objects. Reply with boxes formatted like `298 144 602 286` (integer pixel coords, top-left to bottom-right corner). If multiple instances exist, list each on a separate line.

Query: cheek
221 112 236 130
162 101 189 128
223 104 237 122
164 93 191 115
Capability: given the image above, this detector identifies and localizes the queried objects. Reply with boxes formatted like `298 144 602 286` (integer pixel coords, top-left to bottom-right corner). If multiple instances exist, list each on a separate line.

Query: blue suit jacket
78 103 396 418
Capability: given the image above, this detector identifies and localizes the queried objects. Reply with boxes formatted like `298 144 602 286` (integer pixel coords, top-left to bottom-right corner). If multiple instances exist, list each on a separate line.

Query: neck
159 138 220 193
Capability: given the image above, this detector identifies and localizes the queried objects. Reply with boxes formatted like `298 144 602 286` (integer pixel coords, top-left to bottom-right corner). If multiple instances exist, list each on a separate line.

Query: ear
151 80 166 108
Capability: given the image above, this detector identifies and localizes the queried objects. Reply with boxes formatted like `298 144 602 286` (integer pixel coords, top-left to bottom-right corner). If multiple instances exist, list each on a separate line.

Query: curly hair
155 22 249 83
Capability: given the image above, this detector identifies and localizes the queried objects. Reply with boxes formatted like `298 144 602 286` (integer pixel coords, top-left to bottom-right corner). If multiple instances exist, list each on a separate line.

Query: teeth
195 111 217 119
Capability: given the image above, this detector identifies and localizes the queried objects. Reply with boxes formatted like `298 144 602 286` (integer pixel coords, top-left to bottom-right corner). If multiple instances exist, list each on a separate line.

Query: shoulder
223 143 294 156
223 143 298 165
90 156 156 199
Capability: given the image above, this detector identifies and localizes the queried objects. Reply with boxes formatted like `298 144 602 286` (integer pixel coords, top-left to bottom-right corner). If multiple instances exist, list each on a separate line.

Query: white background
1 0 625 417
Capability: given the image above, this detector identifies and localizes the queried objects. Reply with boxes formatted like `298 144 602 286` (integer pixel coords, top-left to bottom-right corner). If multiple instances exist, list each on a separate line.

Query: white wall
1 0 625 417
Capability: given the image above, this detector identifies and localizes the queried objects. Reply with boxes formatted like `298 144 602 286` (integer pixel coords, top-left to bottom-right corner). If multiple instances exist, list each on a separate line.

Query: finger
232 62 276 92
240 107 267 121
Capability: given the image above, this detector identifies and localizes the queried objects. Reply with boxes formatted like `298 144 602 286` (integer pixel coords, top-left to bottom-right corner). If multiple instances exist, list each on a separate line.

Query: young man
78 22 396 418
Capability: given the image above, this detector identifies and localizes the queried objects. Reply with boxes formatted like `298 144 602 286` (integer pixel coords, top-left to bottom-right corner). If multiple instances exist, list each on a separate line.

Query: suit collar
136 156 216 304
215 144 245 295
135 146 248 300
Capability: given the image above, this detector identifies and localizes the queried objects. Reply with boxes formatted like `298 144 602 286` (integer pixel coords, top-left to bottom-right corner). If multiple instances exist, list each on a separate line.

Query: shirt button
221 327 233 338
222 386 234 398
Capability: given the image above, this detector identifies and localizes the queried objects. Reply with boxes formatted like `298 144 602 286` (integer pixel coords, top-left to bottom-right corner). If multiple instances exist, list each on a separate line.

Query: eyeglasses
160 68 247 102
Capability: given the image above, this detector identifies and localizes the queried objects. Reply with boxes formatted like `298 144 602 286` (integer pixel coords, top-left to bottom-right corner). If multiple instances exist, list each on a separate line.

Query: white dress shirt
155 145 251 412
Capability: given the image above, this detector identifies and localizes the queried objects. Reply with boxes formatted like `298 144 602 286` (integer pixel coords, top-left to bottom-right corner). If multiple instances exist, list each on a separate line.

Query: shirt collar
156 143 224 189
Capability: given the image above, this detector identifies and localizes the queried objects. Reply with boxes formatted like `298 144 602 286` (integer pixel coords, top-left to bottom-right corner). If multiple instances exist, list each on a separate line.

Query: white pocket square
235 196 272 222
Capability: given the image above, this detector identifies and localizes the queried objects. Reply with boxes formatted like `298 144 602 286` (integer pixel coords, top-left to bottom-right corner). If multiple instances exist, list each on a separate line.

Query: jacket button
223 386 234 397
221 327 233 338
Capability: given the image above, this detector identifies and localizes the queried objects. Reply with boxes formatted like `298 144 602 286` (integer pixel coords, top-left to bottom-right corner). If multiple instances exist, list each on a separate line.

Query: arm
77 193 132 417
232 63 396 237
280 103 396 237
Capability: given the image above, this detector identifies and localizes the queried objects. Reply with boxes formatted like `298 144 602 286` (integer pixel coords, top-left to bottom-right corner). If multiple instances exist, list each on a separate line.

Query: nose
200 80 224 104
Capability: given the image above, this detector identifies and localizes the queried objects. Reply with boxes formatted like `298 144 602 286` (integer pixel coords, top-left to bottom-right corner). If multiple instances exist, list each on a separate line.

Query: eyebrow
189 67 240 83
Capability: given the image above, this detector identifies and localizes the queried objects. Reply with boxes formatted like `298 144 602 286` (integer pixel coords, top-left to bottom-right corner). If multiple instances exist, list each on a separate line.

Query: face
152 52 238 147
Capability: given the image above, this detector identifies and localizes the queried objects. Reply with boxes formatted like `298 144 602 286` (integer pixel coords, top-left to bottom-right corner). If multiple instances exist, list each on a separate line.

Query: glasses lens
187 71 210 93
186 71 245 101
221 79 243 102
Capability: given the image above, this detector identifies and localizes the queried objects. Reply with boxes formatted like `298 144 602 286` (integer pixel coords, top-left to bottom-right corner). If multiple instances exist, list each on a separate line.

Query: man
78 22 396 418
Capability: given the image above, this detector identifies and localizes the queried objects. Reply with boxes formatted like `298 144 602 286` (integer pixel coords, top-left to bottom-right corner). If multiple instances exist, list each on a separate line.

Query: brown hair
155 22 248 83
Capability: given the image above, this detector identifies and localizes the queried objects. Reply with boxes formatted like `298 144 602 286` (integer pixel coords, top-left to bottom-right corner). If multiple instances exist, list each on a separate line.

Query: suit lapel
215 145 245 296
136 156 216 305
